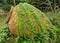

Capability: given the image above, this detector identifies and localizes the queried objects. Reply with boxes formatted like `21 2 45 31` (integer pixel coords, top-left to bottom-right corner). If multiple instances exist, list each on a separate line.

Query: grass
45 9 60 43
0 15 6 27
0 9 60 43
0 15 15 43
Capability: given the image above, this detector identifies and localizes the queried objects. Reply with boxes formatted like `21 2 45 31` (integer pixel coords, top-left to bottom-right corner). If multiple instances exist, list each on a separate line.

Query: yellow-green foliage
14 3 58 43
15 3 48 36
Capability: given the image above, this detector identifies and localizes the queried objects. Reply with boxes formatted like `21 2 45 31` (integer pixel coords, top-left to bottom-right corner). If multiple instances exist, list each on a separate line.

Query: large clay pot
5 3 49 37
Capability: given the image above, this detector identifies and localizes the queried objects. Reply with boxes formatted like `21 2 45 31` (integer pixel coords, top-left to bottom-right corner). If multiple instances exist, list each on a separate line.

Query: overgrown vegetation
0 0 60 43
46 9 60 43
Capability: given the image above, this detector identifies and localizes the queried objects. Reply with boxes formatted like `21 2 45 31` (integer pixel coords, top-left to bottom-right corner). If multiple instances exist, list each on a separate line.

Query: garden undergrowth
0 9 60 43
